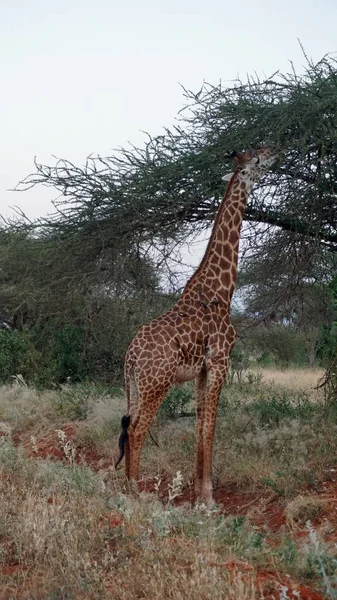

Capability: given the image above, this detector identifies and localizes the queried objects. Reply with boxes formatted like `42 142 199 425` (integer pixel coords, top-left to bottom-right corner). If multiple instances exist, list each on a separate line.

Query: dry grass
0 453 271 599
284 495 328 528
259 367 324 394
1 372 337 599
0 384 58 429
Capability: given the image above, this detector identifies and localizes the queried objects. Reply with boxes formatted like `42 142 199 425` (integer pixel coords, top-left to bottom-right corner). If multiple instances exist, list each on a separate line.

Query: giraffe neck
181 171 247 306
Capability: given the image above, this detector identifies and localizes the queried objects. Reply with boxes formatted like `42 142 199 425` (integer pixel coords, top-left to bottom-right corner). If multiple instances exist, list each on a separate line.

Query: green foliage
317 276 337 364
53 382 109 421
256 351 275 368
317 323 337 365
55 386 90 421
244 392 317 428
251 325 308 367
305 524 337 598
0 227 171 386
18 54 337 258
160 385 193 419
261 475 284 495
0 330 40 383
51 325 85 383
277 538 299 569
227 341 250 383
0 432 20 473
229 342 246 367
315 276 337 411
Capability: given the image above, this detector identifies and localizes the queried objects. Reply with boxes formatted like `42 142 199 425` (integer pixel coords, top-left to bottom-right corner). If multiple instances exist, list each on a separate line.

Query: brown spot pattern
122 148 275 505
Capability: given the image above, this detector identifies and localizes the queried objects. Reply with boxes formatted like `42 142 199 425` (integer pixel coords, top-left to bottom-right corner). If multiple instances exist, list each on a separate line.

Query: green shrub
54 385 91 421
50 325 85 383
250 326 308 367
244 392 317 427
257 351 275 368
53 381 114 421
0 330 40 383
160 385 193 419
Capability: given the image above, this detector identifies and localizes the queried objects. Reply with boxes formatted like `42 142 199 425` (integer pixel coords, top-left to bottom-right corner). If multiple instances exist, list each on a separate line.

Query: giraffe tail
114 414 131 469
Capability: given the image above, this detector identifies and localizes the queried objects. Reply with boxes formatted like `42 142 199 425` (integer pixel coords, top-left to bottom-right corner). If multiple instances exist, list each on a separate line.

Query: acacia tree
15 53 337 266
7 52 337 380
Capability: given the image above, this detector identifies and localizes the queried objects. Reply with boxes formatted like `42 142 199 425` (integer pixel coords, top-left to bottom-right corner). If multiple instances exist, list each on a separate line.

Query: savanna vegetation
1 371 337 599
1 51 337 599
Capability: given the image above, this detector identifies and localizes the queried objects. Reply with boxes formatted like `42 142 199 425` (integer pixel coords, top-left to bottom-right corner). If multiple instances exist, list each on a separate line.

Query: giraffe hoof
194 484 202 499
195 499 216 510
125 479 139 496
198 496 216 508
197 486 216 508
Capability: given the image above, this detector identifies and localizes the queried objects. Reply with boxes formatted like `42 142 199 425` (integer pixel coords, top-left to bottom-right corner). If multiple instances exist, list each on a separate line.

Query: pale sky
1 0 336 225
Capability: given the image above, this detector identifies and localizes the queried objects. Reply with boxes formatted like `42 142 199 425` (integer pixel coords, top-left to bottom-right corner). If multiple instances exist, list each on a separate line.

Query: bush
0 330 40 383
50 325 85 383
244 392 317 427
249 325 308 367
53 382 109 421
160 385 193 419
257 351 276 368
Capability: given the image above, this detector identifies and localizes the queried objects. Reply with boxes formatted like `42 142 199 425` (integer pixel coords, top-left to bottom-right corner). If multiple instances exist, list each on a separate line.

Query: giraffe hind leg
128 387 170 482
200 368 227 505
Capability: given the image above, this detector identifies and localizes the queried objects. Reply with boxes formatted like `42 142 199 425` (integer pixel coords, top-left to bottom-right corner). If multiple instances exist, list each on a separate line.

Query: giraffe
115 147 277 504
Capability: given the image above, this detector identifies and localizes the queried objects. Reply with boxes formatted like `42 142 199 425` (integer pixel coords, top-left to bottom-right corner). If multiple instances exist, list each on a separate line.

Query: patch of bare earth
13 422 111 471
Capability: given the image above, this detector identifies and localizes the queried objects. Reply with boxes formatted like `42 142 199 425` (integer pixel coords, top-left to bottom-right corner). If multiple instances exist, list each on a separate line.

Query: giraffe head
222 148 276 189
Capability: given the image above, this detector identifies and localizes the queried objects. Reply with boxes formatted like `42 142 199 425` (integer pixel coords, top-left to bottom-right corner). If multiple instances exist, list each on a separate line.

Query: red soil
0 565 26 576
13 423 111 471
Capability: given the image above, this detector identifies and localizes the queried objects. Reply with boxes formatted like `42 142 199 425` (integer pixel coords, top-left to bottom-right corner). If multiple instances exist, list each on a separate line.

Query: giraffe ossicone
115 147 277 505
221 172 234 181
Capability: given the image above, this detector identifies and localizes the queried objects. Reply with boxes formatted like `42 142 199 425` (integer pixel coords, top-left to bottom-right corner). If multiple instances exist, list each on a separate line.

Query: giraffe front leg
195 367 207 498
200 367 226 506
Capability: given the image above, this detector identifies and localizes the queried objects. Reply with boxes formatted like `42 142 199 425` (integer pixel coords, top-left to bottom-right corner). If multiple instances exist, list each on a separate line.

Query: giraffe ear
222 172 234 181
